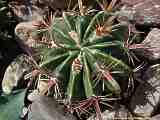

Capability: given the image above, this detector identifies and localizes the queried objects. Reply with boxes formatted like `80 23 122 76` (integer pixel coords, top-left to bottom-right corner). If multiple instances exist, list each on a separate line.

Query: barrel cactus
31 9 136 119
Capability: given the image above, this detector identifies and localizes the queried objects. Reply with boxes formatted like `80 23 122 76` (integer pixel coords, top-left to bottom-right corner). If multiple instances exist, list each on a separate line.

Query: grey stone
15 21 39 47
28 95 77 120
87 105 132 120
15 21 42 61
37 0 71 10
135 28 160 60
120 0 160 26
130 64 160 117
9 0 47 21
117 6 136 23
9 0 79 22
27 90 39 102
2 54 32 94
35 0 82 11
151 114 160 120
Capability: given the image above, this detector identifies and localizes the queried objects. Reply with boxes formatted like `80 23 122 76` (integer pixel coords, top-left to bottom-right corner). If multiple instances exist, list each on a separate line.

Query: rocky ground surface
121 0 160 26
1 0 160 120
27 95 77 120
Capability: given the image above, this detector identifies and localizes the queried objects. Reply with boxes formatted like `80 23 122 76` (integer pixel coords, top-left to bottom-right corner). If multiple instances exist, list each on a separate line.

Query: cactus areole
39 11 132 118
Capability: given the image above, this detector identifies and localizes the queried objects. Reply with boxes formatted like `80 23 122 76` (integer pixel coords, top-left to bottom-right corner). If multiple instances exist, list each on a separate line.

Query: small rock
15 21 41 61
121 0 144 6
130 64 160 117
9 0 47 21
121 0 160 26
2 54 33 94
21 107 29 118
151 114 160 120
87 105 132 120
117 6 136 23
27 90 39 102
9 0 82 22
15 21 39 45
35 0 82 11
28 95 77 120
135 28 160 60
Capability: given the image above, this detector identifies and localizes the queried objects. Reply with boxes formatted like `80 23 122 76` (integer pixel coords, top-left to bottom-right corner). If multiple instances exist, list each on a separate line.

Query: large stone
9 0 47 21
135 28 160 60
15 21 39 47
9 0 94 22
28 95 77 120
130 64 160 117
35 0 91 11
120 0 160 26
2 54 32 94
151 114 160 120
15 20 42 61
37 0 74 10
121 0 145 6
9 0 80 21
27 90 39 102
87 105 132 120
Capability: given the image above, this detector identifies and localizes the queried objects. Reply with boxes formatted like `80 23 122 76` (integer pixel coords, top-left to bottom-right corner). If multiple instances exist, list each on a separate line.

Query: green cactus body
39 11 132 102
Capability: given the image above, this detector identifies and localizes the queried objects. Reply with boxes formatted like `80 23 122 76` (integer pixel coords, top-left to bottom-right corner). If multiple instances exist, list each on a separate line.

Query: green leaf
82 53 94 98
52 27 76 47
66 68 80 100
66 54 85 101
84 30 111 44
76 16 91 42
91 49 131 73
84 48 121 94
40 52 69 68
83 11 109 40
88 41 120 49
55 51 79 73
52 17 80 49
103 75 121 94
111 24 128 42
83 47 96 70
0 90 26 120
41 47 66 58
63 12 76 31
